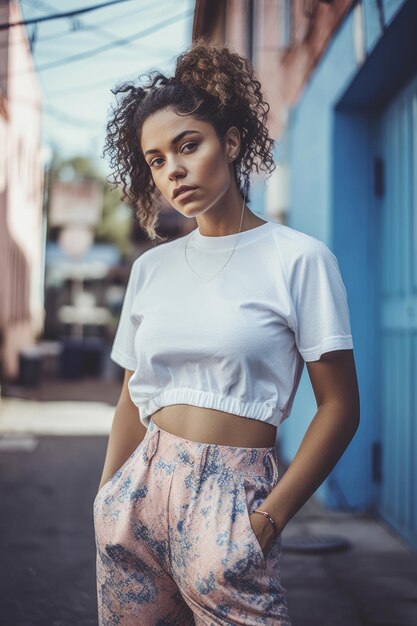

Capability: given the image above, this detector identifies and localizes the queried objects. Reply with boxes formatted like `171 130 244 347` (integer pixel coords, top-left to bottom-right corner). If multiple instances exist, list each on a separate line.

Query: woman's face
140 107 239 219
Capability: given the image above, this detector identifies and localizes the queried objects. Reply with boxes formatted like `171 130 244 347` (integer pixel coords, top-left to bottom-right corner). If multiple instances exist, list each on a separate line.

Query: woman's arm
97 368 148 492
253 349 360 550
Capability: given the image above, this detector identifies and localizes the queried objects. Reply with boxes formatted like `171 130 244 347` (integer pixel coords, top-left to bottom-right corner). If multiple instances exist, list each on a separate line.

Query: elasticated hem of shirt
139 387 282 427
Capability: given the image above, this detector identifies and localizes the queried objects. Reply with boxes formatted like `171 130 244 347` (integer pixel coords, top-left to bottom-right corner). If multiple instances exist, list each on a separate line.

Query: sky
18 0 195 175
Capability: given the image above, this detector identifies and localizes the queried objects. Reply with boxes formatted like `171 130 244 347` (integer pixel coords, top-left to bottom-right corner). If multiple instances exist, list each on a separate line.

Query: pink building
192 0 351 220
0 0 44 381
193 0 351 139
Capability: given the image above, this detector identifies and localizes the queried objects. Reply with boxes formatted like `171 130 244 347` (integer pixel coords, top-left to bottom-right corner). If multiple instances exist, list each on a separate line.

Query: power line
20 0 170 52
0 0 134 30
2 10 193 78
8 1 193 149
0 0 173 50
23 0 170 41
22 0 141 54
36 11 193 73
47 59 175 98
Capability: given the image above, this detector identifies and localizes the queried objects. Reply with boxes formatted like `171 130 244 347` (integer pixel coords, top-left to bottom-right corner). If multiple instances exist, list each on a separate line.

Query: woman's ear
225 126 241 160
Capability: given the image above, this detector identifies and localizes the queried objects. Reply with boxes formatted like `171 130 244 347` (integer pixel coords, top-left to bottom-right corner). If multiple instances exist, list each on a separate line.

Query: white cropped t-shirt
110 218 354 429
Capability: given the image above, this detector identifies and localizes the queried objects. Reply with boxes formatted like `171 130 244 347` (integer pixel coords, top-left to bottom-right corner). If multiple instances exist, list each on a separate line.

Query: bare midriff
150 404 277 448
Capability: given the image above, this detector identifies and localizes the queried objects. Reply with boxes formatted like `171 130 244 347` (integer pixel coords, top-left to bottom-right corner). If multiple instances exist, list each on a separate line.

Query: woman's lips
176 187 198 201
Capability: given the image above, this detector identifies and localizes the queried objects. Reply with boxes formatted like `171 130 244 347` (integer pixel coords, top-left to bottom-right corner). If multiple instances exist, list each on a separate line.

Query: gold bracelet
252 508 279 538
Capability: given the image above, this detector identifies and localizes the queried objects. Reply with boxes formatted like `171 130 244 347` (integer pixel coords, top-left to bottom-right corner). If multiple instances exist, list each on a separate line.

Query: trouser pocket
93 426 160 515
239 475 270 570
239 454 280 572
94 438 144 504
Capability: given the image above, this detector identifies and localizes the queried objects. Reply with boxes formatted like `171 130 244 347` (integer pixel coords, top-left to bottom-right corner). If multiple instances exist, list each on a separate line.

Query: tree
45 151 133 256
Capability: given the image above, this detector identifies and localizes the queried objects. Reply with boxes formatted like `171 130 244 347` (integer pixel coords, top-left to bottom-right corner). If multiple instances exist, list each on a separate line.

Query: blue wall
248 175 267 216
277 0 409 511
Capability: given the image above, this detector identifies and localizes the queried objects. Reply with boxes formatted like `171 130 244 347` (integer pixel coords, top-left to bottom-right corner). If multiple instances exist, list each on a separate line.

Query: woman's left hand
249 512 277 559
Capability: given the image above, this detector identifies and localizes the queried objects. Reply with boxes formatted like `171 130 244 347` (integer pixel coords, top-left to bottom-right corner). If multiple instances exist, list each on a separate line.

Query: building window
279 0 292 51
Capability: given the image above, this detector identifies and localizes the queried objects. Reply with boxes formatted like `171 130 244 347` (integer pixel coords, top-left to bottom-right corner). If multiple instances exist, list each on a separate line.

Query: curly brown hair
102 35 276 243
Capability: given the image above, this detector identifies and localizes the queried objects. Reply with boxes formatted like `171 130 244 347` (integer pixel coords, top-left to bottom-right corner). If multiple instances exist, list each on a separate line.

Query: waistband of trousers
143 417 279 483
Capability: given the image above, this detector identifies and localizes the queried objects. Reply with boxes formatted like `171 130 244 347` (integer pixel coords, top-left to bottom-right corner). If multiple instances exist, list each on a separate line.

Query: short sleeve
110 258 142 371
288 241 354 362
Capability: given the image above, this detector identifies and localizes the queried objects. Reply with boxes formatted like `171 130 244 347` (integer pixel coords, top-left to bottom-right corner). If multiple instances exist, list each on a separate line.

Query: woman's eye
181 141 197 152
149 142 198 167
149 157 163 167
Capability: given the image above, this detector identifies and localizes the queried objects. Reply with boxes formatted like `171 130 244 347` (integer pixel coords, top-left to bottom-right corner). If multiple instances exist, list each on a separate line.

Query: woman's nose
167 157 186 180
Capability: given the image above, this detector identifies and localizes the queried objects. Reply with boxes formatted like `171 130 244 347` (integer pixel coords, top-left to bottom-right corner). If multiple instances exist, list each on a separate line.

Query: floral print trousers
93 417 292 625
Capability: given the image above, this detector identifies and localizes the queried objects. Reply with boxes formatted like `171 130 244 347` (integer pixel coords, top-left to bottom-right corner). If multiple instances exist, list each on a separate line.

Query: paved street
0 392 416 626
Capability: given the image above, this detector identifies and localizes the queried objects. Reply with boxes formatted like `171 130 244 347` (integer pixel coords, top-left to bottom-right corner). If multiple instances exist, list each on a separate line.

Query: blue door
373 73 417 550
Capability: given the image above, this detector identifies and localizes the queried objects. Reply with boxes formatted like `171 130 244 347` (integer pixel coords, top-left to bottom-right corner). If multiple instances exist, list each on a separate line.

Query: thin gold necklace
184 188 247 282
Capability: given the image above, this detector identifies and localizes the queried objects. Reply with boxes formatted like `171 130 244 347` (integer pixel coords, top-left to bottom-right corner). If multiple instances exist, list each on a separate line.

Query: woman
93 36 360 625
